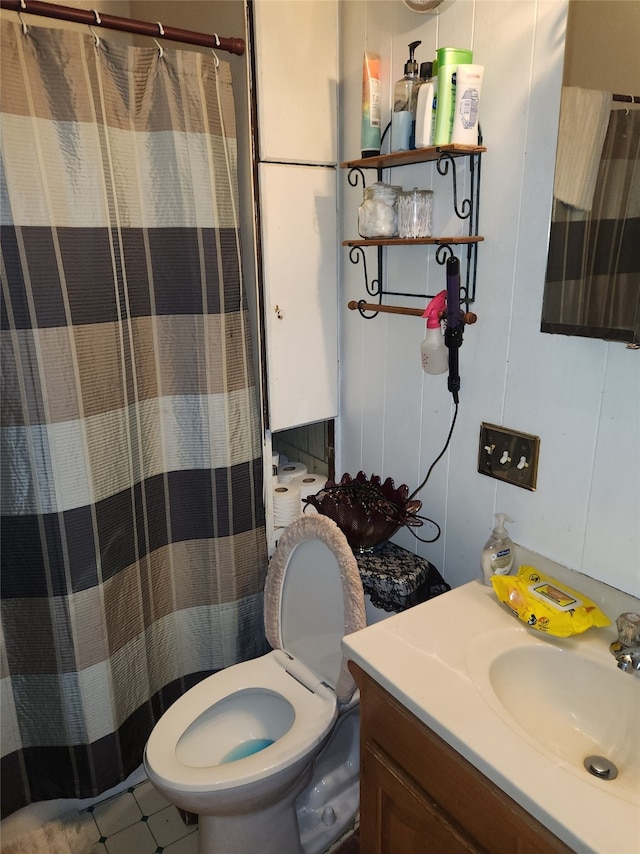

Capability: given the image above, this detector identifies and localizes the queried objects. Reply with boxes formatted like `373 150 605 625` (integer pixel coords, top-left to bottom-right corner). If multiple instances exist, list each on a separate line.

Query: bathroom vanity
343 547 640 854
350 661 571 853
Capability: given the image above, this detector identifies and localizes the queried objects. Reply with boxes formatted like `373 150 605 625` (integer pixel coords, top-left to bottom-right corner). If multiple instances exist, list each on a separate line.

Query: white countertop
343 549 640 854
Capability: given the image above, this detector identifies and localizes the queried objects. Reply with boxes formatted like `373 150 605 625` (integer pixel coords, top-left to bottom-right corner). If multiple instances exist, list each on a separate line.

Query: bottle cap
422 290 447 329
405 40 421 75
493 513 514 536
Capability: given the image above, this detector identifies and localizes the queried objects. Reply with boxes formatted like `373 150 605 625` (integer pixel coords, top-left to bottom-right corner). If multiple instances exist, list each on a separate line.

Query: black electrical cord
402 400 459 543
406 513 441 544
407 399 459 504
380 120 391 149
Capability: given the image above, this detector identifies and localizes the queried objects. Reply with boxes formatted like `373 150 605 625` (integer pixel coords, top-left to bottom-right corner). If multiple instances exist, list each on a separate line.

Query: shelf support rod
348 300 425 317
348 300 477 324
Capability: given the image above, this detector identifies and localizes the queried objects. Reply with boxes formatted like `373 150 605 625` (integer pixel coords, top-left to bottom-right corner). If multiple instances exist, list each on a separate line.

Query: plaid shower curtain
0 20 267 816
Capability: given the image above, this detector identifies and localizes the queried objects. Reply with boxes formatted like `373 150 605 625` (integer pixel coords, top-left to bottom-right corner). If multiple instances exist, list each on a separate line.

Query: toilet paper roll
294 474 328 513
278 461 307 483
273 483 302 527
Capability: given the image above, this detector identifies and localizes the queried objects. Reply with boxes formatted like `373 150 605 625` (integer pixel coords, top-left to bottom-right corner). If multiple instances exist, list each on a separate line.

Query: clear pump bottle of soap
481 513 514 585
391 40 421 152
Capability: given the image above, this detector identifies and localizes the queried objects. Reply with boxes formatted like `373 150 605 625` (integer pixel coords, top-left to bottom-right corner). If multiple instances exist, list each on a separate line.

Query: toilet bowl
144 514 367 854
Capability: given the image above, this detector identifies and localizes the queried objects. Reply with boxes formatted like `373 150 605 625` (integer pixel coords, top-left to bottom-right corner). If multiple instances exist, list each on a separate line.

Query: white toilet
144 513 367 854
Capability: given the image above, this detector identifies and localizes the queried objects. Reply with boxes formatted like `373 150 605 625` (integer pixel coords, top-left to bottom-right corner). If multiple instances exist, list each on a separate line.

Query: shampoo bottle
391 40 421 152
429 58 438 148
414 61 434 148
451 64 484 145
481 513 514 585
433 46 473 146
361 49 382 157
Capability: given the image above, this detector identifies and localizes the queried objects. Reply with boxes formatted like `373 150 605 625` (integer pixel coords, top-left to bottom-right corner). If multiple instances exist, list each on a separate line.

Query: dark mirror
541 1 640 345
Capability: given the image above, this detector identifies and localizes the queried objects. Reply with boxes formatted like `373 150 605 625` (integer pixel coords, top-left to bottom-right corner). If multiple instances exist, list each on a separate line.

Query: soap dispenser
481 513 514 585
421 291 448 375
391 40 421 152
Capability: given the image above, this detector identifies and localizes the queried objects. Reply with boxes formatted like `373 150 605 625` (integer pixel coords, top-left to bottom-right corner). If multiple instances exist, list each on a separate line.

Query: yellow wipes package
491 566 610 637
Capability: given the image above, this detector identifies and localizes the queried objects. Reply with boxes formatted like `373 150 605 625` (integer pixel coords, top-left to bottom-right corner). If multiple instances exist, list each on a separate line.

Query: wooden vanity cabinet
349 662 573 854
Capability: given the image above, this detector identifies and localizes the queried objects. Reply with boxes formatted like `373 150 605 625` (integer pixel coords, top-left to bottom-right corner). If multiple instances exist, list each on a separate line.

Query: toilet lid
264 515 366 703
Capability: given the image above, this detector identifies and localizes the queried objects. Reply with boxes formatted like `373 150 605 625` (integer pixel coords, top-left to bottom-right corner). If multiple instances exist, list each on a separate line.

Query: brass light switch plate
478 423 540 491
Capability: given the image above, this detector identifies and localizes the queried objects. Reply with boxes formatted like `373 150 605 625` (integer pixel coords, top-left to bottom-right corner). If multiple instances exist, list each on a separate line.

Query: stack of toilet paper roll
273 482 302 527
295 474 327 512
272 460 327 530
277 461 307 483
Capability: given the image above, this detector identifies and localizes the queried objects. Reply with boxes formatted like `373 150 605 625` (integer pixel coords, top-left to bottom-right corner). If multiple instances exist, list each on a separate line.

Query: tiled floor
82 781 358 854
84 781 197 854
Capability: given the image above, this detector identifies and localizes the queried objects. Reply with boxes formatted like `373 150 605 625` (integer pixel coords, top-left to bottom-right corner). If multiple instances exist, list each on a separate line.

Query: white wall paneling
338 0 639 597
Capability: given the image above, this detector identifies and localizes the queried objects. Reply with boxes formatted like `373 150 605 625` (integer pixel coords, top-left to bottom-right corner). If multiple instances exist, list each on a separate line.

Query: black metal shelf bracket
436 153 472 220
344 149 482 319
349 245 383 317
435 243 454 264
347 167 367 190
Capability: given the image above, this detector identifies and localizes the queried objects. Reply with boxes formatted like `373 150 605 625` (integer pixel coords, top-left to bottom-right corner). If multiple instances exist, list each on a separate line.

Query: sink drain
584 755 618 780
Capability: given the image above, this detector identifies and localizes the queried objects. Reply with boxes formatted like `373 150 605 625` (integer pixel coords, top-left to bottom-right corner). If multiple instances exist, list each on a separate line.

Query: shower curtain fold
0 20 267 818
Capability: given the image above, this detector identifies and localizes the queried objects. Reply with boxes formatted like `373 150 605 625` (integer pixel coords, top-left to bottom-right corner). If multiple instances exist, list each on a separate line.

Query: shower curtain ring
19 0 26 8
92 9 101 25
89 26 100 47
212 33 221 46
18 10 27 33
156 21 165 36
153 38 164 58
210 48 220 68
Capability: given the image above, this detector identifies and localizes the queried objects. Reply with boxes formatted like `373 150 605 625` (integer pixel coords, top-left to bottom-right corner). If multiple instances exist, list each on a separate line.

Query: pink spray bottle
421 290 448 375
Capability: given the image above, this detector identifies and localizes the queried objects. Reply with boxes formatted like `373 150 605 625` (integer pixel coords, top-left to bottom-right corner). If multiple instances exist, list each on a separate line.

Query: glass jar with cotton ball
357 182 399 238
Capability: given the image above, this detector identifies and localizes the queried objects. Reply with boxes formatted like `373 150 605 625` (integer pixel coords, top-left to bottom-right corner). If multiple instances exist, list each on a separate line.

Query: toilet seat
265 514 367 703
144 649 337 792
145 515 367 797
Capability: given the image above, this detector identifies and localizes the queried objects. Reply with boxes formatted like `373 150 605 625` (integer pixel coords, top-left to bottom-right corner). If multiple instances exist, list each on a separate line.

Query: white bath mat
1 814 95 854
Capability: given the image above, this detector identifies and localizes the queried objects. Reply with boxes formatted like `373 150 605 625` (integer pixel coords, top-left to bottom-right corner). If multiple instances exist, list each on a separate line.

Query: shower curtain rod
0 0 245 54
612 94 639 104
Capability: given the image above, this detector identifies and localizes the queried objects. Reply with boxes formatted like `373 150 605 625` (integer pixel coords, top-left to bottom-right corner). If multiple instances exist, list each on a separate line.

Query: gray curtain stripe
0 20 267 817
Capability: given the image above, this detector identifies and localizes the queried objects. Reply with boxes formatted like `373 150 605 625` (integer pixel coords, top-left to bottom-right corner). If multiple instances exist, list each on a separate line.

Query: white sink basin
343 550 640 854
467 631 640 803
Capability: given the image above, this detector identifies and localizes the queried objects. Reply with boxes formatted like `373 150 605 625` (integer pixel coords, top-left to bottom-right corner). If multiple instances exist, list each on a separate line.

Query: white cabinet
260 162 337 432
252 0 337 164
251 0 338 432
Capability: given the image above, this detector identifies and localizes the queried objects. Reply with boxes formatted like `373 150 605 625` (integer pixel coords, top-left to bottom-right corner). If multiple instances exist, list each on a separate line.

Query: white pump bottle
481 513 514 585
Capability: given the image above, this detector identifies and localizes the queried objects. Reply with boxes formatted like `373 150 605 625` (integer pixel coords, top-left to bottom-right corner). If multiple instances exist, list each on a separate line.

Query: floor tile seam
100 817 159 854
96 805 194 848
90 792 171 836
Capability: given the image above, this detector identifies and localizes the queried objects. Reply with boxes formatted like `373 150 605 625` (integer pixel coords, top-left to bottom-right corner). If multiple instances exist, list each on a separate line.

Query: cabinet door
252 0 337 164
361 742 479 854
260 162 337 431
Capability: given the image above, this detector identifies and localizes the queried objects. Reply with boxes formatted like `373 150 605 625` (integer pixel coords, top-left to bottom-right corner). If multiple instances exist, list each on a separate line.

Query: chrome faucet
610 612 640 673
